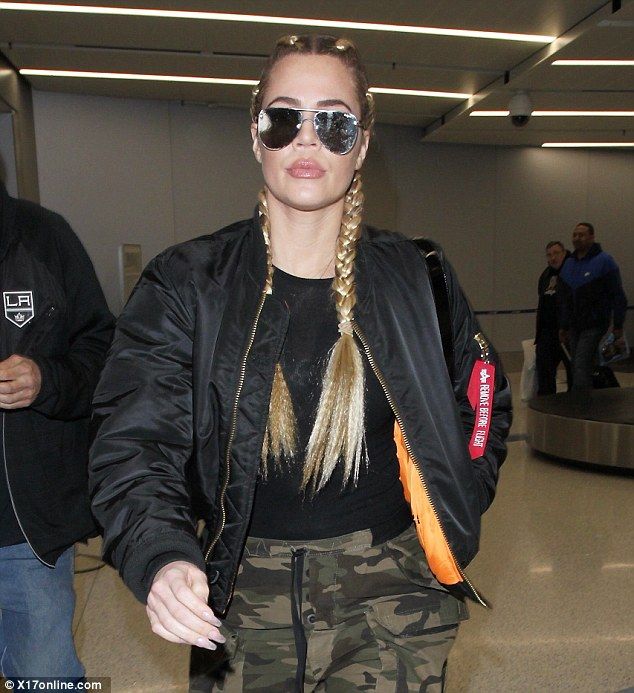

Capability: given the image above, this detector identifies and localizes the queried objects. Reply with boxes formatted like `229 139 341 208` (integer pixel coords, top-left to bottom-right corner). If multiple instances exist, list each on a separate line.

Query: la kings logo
3 291 35 328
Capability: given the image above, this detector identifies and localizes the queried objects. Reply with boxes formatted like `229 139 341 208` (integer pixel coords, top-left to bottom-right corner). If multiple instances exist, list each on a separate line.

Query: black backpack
592 365 620 389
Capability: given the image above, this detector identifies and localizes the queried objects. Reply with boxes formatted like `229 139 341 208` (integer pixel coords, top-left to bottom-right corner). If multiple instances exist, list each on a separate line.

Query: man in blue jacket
558 222 627 392
0 181 114 679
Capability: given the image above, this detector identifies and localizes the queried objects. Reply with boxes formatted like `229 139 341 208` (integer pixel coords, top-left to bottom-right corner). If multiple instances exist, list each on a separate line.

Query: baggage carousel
527 387 634 469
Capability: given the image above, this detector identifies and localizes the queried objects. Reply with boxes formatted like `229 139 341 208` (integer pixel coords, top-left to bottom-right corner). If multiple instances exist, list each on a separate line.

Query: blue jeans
570 327 605 392
0 543 84 678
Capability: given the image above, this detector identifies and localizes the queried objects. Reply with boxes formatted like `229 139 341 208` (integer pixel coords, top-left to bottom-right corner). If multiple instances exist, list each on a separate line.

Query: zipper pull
474 332 490 363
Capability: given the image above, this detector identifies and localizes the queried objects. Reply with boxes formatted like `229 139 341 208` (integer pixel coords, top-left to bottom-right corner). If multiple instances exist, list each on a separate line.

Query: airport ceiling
0 0 633 147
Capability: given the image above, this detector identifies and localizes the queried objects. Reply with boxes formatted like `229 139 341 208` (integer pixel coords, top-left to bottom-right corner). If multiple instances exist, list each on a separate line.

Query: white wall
32 91 633 352
34 94 174 311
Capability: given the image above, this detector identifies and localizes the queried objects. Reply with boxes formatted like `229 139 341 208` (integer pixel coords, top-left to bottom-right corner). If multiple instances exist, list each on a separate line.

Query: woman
90 35 511 691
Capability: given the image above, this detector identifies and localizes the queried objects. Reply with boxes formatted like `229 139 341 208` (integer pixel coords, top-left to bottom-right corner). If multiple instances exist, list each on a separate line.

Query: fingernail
210 630 226 643
202 611 222 627
196 637 216 651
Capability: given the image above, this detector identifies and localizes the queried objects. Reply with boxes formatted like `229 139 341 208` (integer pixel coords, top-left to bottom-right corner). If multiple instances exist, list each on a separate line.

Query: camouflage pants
204 524 468 692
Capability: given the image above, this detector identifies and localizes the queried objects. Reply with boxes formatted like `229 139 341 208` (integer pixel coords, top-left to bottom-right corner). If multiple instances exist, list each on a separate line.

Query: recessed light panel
20 69 258 85
0 3 555 42
552 60 634 66
542 142 634 147
471 110 634 117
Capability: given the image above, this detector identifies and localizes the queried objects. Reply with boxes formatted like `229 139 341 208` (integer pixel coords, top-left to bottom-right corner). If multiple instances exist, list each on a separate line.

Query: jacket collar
572 242 602 261
245 206 269 294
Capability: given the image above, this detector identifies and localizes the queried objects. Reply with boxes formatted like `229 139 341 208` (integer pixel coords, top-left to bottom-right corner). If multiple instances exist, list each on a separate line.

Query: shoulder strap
411 238 455 382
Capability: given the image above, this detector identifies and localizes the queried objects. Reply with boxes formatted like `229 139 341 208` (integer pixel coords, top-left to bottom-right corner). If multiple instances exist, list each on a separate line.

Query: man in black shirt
0 181 113 679
535 240 571 395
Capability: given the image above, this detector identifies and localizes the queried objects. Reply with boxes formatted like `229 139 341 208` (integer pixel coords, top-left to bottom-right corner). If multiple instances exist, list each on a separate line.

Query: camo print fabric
208 524 468 692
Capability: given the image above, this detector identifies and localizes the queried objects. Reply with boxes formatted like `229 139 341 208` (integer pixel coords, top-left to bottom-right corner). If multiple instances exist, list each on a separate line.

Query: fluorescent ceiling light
542 142 634 148
552 59 634 66
370 87 470 99
471 110 634 117
0 2 555 42
20 69 472 98
470 111 511 116
20 69 258 85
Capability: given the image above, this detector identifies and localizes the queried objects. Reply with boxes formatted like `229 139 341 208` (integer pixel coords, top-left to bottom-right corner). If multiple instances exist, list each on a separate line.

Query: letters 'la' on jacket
89 212 512 613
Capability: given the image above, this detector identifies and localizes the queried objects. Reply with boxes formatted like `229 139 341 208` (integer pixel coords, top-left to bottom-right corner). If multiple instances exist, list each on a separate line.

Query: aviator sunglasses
257 107 361 155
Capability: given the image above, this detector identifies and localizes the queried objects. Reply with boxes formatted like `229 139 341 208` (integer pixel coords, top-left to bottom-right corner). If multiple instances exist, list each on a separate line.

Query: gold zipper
352 321 489 607
474 332 490 362
204 291 268 563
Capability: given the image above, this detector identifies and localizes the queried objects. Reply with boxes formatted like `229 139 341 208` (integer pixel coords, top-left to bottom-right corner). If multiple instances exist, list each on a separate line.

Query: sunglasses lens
258 108 360 154
258 109 301 150
314 111 359 154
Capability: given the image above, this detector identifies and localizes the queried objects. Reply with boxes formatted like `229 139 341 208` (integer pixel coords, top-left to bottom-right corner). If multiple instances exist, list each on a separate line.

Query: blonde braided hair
255 34 374 491
259 174 367 491
302 171 366 492
259 191 298 476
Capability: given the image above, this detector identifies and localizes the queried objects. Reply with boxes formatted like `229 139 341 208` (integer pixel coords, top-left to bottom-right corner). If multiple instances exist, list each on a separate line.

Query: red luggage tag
467 360 495 459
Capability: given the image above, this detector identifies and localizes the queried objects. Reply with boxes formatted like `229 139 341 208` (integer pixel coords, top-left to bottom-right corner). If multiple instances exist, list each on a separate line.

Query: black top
249 267 411 543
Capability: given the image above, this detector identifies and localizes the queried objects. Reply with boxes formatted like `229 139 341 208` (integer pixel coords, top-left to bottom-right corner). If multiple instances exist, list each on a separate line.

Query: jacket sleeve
30 216 115 420
535 271 544 342
557 271 573 332
89 252 205 603
438 247 513 514
606 263 627 330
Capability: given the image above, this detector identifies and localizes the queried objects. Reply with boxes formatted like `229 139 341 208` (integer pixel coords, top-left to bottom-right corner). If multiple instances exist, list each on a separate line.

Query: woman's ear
354 129 370 170
251 122 262 164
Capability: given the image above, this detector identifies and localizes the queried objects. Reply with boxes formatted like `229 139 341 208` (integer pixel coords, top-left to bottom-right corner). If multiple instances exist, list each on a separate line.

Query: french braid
259 191 298 476
302 172 366 492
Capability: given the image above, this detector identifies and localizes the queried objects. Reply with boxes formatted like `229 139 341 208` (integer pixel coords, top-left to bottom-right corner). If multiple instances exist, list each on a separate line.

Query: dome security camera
509 92 533 127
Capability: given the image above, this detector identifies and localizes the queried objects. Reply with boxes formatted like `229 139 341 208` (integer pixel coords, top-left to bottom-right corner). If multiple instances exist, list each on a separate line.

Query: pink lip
286 159 325 179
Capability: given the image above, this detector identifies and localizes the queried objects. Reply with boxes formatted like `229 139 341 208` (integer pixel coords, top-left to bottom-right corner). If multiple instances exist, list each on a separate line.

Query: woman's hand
146 560 226 650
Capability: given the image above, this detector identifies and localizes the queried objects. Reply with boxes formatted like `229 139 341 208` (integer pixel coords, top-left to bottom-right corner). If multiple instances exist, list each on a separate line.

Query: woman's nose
294 116 319 147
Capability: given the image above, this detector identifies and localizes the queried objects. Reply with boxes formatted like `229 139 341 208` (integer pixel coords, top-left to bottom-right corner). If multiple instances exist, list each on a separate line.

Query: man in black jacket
535 240 571 395
0 181 114 679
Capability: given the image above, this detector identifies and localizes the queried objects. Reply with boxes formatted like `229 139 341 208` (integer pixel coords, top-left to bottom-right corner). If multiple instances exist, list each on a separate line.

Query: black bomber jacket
0 182 114 564
89 212 512 613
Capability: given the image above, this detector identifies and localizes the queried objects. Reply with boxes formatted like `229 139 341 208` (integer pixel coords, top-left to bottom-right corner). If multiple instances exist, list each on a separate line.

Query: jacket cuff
473 465 492 514
121 531 205 604
29 355 59 413
144 551 208 596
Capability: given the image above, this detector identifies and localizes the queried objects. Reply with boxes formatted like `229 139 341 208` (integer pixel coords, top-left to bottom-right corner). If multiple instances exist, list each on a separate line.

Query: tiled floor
71 372 634 692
